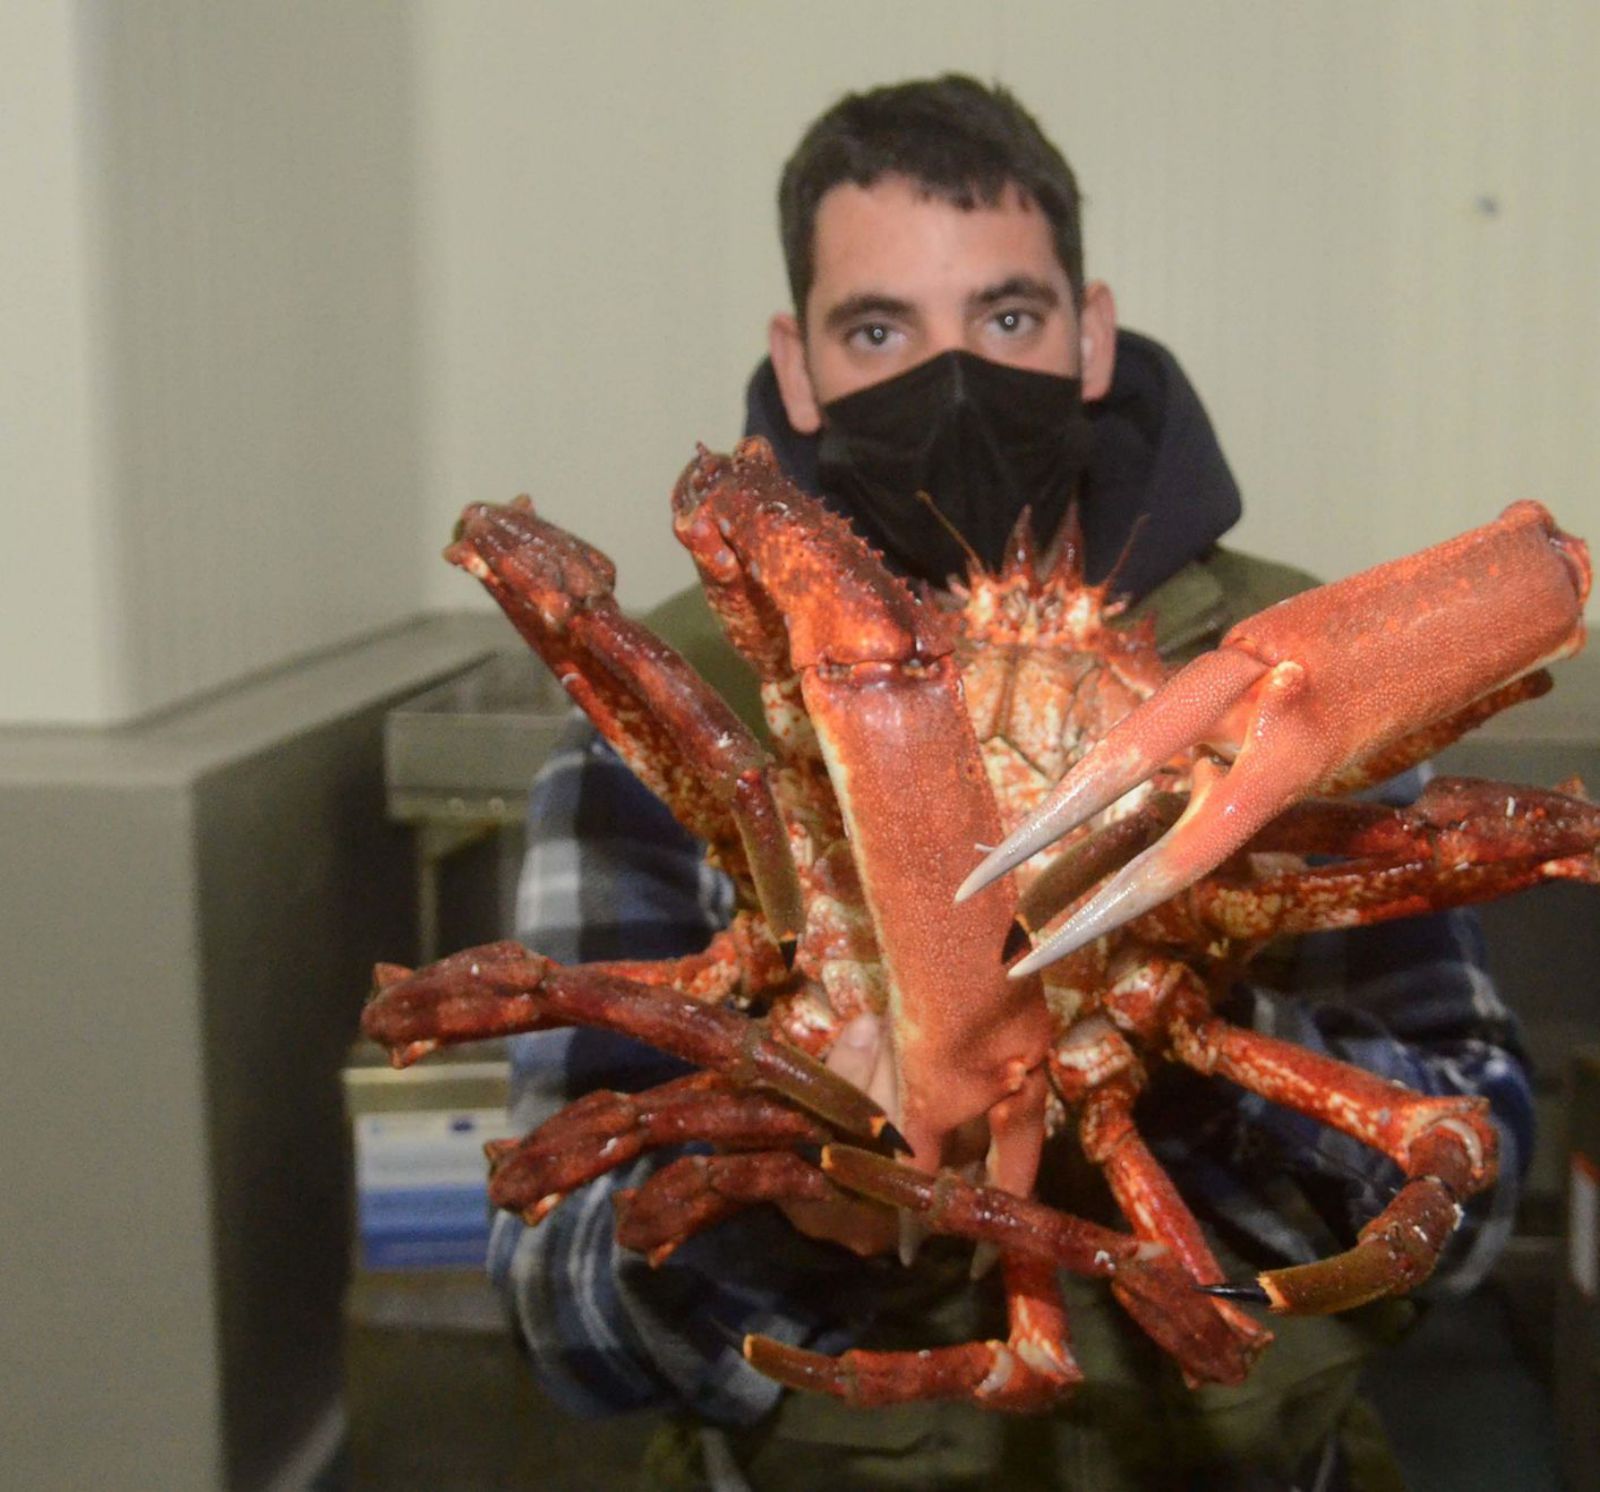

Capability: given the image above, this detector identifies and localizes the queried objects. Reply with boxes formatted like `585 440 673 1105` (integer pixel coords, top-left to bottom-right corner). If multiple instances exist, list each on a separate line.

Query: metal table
384 651 574 961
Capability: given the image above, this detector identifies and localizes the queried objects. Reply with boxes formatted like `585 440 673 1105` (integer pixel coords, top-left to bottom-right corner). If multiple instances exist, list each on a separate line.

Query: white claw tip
1009 945 1057 980
954 862 996 905
1008 921 1098 979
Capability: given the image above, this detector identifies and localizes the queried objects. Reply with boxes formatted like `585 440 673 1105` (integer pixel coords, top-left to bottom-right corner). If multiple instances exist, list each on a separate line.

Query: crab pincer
671 440 1056 1184
958 501 1591 973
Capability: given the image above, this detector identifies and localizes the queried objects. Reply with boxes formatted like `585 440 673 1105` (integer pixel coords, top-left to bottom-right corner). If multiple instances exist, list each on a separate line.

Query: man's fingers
865 1024 897 1114
827 1013 883 1091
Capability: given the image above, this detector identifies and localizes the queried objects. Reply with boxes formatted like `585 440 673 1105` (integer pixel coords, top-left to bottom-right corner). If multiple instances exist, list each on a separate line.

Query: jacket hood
742 328 1241 603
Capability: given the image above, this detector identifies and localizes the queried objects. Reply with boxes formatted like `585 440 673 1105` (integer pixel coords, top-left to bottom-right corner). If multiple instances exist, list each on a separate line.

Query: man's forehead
807 175 1068 307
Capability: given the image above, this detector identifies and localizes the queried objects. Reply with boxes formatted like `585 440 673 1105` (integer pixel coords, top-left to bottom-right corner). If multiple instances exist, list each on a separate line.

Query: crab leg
1141 778 1600 948
367 915 788 1047
581 911 792 1002
486 1073 831 1224
361 951 905 1152
1168 1004 1498 1313
745 1252 1082 1411
1231 776 1600 872
961 501 1590 972
1047 1020 1273 1374
817 1146 1259 1385
1020 773 1600 940
1087 951 1497 1316
450 497 803 941
1250 1146 1470 1315
613 1151 857 1265
819 1144 1136 1271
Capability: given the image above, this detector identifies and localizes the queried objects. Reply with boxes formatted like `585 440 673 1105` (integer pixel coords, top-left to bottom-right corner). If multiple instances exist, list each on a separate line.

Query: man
492 76 1532 1490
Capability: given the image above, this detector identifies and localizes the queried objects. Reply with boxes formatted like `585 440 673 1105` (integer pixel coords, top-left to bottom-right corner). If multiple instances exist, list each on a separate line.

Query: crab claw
959 501 1590 975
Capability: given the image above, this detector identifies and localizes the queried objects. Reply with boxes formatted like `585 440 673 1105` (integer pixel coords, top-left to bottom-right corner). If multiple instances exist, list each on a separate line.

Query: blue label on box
355 1108 517 1271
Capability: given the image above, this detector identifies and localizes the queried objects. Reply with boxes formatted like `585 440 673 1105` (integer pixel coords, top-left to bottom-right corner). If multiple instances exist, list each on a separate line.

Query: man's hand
780 1013 902 1256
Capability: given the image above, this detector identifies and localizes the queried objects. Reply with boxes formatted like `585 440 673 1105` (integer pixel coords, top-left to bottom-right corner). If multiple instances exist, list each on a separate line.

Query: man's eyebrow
820 293 917 334
969 275 1062 311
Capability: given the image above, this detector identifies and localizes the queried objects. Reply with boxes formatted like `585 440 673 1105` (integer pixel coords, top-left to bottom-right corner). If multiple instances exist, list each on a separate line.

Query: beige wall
6 2 1597 724
3 2 117 723
4 1 425 726
414 0 1600 616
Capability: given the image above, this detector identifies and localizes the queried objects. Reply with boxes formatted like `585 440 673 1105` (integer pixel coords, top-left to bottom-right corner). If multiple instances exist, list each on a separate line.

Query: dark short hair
778 75 1085 321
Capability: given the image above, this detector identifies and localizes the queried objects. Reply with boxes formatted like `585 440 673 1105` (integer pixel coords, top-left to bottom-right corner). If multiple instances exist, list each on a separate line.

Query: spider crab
362 437 1597 1412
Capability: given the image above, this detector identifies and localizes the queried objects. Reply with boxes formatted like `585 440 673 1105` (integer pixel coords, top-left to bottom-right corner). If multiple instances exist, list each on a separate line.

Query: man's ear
1078 281 1117 402
769 312 822 434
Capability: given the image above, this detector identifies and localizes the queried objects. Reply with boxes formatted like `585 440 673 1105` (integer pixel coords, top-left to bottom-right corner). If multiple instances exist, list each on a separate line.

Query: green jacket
642 544 1320 740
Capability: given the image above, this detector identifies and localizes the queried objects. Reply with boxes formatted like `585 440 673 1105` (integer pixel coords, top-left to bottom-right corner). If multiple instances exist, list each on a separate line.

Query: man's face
770 174 1115 434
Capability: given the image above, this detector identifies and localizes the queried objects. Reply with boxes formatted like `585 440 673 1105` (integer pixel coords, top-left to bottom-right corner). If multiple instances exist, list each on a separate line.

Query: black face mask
814 350 1095 587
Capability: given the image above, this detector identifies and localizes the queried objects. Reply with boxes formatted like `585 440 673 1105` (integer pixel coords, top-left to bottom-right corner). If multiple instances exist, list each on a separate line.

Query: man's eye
848 323 899 350
990 308 1039 337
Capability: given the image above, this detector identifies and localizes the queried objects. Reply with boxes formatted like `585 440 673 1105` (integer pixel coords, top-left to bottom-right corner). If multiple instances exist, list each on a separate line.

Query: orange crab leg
1069 1078 1211 1279
961 501 1590 972
1085 951 1499 1317
581 912 793 1003
1141 778 1600 948
361 951 905 1152
367 916 790 1045
1022 772 1600 941
449 497 804 941
485 1074 831 1224
1169 1005 1498 1314
612 1151 859 1265
1253 1166 1466 1315
745 1252 1082 1411
819 1144 1137 1273
818 1145 1259 1385
1048 1020 1274 1372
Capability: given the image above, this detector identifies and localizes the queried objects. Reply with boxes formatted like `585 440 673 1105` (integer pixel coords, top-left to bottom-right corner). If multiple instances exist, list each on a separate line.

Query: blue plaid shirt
488 716 1535 1426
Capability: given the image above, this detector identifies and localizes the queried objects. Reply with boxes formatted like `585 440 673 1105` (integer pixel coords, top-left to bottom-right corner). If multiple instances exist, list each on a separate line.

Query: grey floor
336 1323 659 1490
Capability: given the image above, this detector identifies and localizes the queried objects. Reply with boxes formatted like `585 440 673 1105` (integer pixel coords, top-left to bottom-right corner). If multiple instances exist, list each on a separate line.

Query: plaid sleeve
512 715 734 967
1151 767 1535 1296
489 716 852 1423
